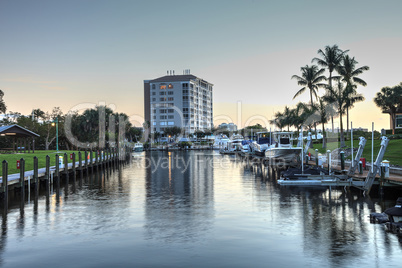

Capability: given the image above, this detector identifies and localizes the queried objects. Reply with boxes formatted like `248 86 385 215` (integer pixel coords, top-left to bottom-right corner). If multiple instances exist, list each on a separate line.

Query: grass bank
0 150 83 175
308 139 402 166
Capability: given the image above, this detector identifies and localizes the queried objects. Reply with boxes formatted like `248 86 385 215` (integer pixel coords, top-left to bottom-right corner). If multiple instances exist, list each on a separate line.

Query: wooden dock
0 148 131 194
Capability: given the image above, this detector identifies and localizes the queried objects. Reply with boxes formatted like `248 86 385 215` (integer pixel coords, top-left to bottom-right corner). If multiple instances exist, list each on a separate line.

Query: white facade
146 74 213 135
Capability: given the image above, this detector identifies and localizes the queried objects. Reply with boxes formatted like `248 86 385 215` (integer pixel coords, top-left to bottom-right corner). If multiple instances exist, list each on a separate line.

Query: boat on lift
249 132 271 157
264 132 302 163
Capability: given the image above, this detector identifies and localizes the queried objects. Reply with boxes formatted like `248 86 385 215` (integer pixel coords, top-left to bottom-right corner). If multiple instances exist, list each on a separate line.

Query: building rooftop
149 74 212 85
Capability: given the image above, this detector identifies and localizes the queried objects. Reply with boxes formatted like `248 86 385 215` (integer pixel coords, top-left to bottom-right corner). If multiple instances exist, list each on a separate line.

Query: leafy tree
373 83 402 134
0 90 6 114
194 130 205 141
164 126 182 140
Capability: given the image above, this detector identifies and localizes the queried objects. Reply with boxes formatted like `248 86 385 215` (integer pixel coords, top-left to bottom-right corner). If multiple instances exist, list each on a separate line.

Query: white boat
249 132 271 156
214 134 231 150
220 134 244 154
264 132 302 163
133 142 144 152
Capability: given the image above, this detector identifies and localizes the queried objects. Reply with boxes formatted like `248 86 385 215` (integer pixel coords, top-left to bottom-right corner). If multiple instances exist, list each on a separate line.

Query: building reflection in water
144 151 214 243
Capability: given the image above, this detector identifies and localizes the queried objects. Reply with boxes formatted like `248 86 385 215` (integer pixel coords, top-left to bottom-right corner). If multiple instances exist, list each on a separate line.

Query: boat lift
278 136 390 195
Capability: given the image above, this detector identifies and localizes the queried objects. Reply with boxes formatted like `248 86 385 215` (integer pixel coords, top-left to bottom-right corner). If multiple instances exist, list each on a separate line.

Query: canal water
0 151 401 267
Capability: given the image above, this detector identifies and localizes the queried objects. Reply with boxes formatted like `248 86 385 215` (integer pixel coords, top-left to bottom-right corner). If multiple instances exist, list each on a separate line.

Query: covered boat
384 197 402 235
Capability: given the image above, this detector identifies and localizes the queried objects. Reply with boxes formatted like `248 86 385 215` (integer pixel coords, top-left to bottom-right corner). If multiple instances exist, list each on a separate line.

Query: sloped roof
0 124 40 137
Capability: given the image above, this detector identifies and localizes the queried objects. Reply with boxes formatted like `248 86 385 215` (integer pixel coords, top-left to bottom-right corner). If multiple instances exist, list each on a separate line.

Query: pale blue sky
1 0 401 129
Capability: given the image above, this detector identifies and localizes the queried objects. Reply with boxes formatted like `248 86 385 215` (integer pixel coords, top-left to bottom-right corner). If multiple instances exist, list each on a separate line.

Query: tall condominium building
144 71 213 136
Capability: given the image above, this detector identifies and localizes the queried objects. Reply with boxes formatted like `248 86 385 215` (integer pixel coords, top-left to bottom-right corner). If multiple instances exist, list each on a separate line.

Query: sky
1 0 401 131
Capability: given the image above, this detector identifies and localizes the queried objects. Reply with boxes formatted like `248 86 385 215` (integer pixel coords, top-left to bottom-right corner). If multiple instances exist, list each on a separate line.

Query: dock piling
2 160 8 209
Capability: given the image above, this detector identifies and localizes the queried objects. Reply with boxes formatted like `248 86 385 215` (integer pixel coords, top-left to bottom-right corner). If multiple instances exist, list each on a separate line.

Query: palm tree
292 65 327 107
323 82 364 147
374 83 402 134
312 45 349 132
270 111 285 131
337 55 369 135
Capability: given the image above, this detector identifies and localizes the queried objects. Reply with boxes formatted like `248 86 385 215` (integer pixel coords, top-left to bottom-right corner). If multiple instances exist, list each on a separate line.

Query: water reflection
144 151 214 243
0 151 400 267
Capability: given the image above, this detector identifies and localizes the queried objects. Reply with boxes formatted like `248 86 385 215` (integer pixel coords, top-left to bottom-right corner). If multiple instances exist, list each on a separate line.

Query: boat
249 132 271 157
133 142 144 152
240 139 253 153
214 134 231 150
384 197 402 235
220 134 244 154
264 132 302 163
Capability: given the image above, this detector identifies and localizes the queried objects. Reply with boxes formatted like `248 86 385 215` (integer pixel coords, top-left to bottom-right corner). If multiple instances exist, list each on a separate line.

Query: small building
0 124 40 153
218 123 237 132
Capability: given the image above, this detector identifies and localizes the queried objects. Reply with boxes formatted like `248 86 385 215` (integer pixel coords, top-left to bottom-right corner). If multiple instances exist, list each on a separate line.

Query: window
168 109 174 113
160 91 166 95
160 84 166 89
160 97 166 102
152 98 156 101
152 84 155 89
168 84 173 89
183 89 188 94
160 109 167 114
152 92 156 95
396 115 402 128
168 115 174 119
160 122 167 126
168 97 174 101
183 96 189 100
153 109 156 113
183 108 189 112
153 116 156 119
168 91 174 95
182 83 188 89
168 122 174 126
160 115 167 119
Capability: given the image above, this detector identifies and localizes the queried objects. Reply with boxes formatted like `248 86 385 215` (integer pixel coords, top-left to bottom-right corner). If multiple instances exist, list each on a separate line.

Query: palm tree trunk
340 111 345 148
322 122 326 149
329 72 334 133
346 107 349 139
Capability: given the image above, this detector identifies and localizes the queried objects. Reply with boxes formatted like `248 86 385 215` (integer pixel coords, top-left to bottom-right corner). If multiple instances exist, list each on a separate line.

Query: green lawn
308 139 402 166
0 150 88 175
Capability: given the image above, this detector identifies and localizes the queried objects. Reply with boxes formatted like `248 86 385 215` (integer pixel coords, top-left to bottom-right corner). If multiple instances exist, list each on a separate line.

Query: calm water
0 151 401 267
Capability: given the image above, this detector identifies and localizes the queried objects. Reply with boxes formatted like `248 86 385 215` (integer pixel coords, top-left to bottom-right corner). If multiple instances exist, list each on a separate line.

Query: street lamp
52 118 59 151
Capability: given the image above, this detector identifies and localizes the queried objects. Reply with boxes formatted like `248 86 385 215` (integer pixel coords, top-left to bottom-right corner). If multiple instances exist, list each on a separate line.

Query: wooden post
55 154 60 189
90 149 93 173
2 160 8 209
64 153 69 185
84 150 88 173
45 155 50 194
24 138 27 153
78 151 82 172
34 156 39 196
19 158 25 196
96 150 99 170
72 152 76 184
